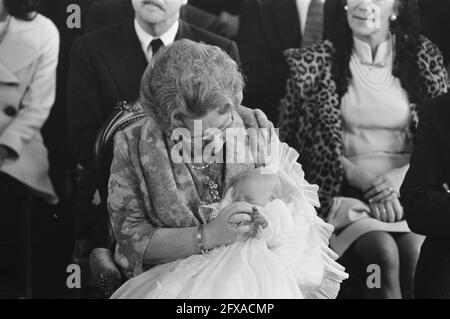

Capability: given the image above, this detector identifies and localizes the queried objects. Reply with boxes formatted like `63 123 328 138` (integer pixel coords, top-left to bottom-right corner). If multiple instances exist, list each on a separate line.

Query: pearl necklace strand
191 162 213 170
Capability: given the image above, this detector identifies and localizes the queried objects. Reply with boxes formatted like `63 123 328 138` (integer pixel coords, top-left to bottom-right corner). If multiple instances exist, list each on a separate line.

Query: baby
220 169 303 249
225 170 282 235
230 169 282 206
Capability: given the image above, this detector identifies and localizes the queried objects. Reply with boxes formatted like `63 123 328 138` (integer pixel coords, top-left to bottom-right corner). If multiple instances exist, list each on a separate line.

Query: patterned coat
108 112 254 278
278 37 448 218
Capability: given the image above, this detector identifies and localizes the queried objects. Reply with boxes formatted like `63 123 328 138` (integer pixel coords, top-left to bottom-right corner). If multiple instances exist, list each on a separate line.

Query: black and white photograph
0 0 450 305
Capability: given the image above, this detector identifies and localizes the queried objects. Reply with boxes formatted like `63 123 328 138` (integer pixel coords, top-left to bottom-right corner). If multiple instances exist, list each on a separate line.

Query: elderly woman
278 0 448 298
108 39 272 279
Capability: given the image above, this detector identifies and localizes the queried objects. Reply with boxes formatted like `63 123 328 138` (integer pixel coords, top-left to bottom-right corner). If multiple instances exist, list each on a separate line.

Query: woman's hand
236 106 276 165
203 202 255 249
369 198 404 223
237 106 274 131
364 167 407 202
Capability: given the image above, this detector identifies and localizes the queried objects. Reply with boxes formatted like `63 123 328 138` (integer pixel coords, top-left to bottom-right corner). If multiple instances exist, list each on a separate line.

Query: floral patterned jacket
278 37 448 219
108 112 254 278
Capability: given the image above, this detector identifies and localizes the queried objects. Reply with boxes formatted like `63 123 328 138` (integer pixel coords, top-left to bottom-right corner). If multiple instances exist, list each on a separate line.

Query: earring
344 5 348 11
390 14 397 21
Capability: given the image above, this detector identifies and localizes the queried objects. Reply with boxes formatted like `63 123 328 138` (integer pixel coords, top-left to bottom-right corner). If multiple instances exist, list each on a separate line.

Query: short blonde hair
139 39 244 129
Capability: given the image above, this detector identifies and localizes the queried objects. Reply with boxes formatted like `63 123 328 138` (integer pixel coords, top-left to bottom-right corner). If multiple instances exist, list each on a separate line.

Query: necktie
148 38 164 60
301 0 324 48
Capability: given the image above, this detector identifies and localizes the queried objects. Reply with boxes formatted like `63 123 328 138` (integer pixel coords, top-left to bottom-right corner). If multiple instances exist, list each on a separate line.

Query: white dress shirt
134 19 179 61
296 0 312 35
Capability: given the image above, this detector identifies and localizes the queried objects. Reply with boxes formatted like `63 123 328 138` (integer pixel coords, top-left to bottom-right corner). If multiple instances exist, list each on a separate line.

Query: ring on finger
379 207 387 221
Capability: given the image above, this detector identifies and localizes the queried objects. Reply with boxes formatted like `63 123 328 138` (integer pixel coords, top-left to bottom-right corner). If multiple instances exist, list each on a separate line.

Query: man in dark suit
401 93 450 298
67 0 242 245
85 0 223 36
237 0 340 122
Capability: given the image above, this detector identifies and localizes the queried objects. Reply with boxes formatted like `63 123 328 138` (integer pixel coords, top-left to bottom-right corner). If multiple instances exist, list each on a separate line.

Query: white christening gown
111 143 348 299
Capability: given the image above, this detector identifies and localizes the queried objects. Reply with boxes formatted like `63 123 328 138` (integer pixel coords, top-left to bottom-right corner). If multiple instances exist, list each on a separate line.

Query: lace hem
271 141 348 298
303 217 349 299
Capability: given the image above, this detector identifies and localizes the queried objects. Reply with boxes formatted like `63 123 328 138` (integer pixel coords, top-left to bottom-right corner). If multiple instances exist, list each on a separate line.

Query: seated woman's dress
327 36 411 256
111 142 348 299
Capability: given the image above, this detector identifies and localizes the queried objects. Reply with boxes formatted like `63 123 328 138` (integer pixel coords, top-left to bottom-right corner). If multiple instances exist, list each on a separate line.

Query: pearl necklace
191 162 213 170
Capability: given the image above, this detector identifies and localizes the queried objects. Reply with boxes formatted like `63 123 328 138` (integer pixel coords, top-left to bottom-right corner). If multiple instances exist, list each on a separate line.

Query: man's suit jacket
85 0 222 36
67 19 239 169
401 93 450 240
401 93 450 297
237 0 340 122
0 14 59 203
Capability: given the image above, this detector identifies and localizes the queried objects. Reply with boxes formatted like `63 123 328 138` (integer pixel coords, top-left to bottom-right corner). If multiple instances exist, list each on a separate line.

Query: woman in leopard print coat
278 0 448 298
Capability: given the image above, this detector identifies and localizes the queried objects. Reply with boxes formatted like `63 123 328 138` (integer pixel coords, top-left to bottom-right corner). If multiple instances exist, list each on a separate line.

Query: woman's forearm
143 227 200 266
142 203 254 266
143 222 223 266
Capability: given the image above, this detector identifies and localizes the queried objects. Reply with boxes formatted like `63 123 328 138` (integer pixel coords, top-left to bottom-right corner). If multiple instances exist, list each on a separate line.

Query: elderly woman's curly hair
139 39 244 129
3 0 39 20
331 0 426 104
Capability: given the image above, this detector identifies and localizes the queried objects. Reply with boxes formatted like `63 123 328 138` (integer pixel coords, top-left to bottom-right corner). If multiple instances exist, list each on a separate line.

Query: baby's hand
248 207 268 237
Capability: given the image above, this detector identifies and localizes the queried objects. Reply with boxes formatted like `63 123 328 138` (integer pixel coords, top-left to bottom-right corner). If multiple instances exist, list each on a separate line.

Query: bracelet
196 224 208 254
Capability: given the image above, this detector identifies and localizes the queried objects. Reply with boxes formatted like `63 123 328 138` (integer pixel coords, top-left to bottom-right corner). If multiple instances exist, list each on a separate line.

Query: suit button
3 106 17 117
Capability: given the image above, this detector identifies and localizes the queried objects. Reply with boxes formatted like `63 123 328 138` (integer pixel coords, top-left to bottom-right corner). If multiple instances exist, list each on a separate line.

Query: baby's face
232 172 281 206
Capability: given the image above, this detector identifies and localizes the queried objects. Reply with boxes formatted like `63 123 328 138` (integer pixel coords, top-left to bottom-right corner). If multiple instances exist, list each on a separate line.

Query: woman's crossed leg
352 231 424 299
